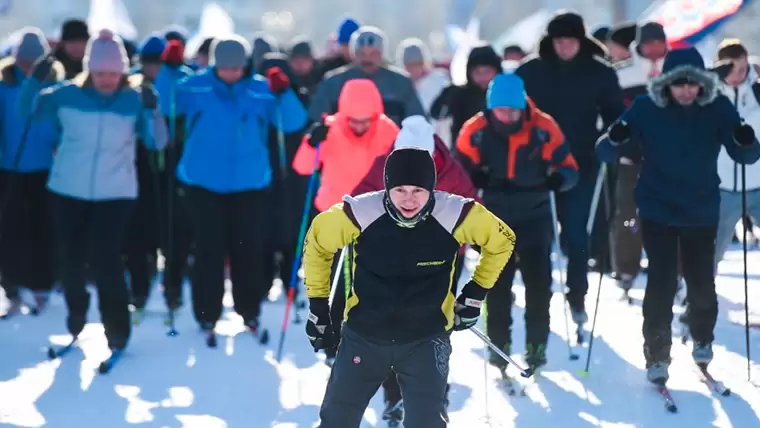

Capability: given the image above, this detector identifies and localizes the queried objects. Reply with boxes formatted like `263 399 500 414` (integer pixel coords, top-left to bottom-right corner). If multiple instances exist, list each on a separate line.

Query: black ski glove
607 121 631 146
305 298 336 351
733 124 755 146
546 172 565 192
454 280 489 331
306 123 329 147
140 84 158 110
31 54 54 82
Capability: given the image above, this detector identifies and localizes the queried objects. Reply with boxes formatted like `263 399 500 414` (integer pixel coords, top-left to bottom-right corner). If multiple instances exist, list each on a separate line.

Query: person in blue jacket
171 34 307 340
17 29 168 353
0 27 65 318
596 47 760 386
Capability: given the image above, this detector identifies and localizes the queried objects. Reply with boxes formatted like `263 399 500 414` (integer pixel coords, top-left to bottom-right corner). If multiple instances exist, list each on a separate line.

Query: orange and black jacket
456 99 579 223
304 191 515 343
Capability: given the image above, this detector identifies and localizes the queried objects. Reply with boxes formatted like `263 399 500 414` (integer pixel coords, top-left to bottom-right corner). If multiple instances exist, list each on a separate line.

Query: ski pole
741 163 752 383
328 247 347 307
580 170 612 376
549 191 579 361
165 79 178 337
276 146 321 362
275 104 288 179
586 164 607 235
470 327 533 377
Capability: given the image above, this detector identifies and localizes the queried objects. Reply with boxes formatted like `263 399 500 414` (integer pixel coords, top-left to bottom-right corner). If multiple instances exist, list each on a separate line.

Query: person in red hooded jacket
352 115 475 423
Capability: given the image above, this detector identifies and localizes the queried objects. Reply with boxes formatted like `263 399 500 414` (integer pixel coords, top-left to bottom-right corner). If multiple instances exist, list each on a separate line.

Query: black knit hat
637 22 667 46
609 22 638 49
384 147 436 192
592 26 610 42
547 11 587 40
198 37 214 56
61 19 89 42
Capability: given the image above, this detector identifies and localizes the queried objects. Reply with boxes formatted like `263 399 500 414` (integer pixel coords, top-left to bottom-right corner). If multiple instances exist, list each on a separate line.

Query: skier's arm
303 203 361 299
716 96 760 164
16 79 61 120
597 65 626 130
538 112 579 191
596 97 643 164
267 88 308 133
308 75 337 123
453 202 515 289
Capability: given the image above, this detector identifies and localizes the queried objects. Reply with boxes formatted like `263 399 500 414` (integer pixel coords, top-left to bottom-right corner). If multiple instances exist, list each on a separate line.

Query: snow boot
32 291 50 315
692 342 713 366
382 399 403 427
571 309 588 325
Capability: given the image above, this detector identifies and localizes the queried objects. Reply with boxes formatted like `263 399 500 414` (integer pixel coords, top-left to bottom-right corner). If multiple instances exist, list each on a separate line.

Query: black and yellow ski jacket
304 190 515 343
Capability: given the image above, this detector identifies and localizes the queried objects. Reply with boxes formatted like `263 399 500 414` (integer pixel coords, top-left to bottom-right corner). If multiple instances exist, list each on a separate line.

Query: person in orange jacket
293 78 399 212
456 72 578 372
292 77 399 360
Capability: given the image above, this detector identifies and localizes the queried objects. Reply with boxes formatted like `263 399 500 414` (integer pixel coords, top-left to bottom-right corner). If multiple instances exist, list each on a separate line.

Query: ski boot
646 361 670 385
525 343 547 372
618 275 634 303
488 343 511 369
31 291 50 315
200 322 217 348
129 296 148 325
692 342 713 366
569 303 587 344
381 399 403 427
244 318 270 344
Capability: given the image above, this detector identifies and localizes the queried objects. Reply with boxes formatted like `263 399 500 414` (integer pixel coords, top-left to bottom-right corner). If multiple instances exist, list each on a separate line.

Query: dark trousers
557 175 595 311
186 186 270 326
0 172 55 297
50 193 134 349
612 164 642 279
123 176 159 306
160 182 194 306
319 326 451 428
641 219 717 363
485 215 553 349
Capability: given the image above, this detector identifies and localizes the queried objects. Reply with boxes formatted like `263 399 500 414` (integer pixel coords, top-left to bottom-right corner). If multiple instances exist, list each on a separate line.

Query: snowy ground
1 248 759 428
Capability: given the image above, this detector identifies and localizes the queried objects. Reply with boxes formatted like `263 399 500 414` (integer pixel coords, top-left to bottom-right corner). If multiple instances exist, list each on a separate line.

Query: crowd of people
0 10 759 428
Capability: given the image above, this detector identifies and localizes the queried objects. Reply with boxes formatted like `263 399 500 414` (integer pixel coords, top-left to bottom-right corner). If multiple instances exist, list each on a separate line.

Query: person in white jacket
714 39 760 268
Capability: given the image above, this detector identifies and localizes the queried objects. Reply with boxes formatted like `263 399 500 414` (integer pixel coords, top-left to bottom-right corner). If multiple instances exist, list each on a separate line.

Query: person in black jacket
258 53 311 305
516 11 625 326
430 44 502 149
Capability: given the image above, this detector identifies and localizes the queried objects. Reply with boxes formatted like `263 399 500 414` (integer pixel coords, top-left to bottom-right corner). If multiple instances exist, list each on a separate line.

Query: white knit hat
394 115 435 155
84 29 128 73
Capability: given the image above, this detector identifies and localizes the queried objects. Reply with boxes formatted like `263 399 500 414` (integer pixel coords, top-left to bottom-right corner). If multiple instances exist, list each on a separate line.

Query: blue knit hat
337 18 360 45
486 73 527 110
139 34 166 63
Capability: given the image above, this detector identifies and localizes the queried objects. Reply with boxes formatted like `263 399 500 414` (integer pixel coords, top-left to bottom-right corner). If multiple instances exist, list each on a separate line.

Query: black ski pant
51 193 134 349
186 186 270 327
122 171 159 307
484 215 553 350
556 176 595 312
0 172 55 298
319 326 451 428
612 163 642 280
159 182 193 307
641 219 717 363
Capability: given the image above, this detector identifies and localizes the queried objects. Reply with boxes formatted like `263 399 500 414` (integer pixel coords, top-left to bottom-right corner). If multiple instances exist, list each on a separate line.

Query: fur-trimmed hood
647 47 718 108
0 56 65 85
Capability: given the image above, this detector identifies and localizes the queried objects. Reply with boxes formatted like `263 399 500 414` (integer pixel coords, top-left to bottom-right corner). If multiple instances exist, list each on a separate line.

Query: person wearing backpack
712 39 760 269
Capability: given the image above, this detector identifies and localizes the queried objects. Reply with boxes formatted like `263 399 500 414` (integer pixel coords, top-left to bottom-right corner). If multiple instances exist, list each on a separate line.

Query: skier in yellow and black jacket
303 146 515 428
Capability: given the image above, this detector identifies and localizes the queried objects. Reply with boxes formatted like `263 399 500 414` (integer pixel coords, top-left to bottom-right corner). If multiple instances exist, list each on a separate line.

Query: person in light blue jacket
171 34 307 339
17 29 168 353
0 28 65 318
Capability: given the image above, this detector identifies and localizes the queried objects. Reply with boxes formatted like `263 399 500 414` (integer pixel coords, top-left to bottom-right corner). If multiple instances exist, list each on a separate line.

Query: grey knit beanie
14 27 49 62
211 35 251 68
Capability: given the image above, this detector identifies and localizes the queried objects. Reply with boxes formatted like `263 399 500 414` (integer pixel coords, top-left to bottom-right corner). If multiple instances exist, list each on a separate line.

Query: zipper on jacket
90 112 105 199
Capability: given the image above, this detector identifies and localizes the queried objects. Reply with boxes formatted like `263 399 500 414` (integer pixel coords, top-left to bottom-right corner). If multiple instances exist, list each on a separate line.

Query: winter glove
607 121 631 146
266 66 290 95
733 124 756 146
545 172 565 192
453 280 489 331
31 54 54 82
161 40 185 68
305 298 336 351
306 122 330 147
140 84 158 110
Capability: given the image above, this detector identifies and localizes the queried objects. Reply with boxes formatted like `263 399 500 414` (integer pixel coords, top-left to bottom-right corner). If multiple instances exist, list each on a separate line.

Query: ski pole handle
469 327 533 378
